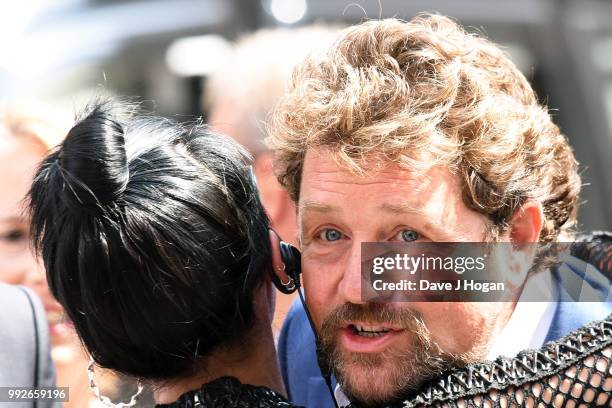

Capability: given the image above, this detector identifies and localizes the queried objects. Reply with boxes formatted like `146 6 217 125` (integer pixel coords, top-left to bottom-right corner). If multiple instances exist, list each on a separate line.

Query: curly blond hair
267 14 581 242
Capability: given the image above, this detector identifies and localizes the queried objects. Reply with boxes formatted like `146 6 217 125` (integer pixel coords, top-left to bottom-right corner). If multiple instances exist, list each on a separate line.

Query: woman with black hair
28 100 297 407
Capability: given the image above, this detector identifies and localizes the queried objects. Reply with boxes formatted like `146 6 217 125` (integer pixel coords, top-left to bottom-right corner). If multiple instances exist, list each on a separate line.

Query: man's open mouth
350 324 393 337
338 321 404 353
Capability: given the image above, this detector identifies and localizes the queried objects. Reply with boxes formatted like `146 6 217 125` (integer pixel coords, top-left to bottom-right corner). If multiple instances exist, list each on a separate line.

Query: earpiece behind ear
280 241 301 282
272 241 302 294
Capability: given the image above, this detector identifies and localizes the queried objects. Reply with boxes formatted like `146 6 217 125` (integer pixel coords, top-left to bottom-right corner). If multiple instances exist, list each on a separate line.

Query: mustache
320 302 429 334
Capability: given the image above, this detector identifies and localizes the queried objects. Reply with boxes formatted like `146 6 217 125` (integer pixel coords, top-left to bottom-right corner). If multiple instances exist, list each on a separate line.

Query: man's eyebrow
379 202 426 216
379 203 448 233
299 200 341 214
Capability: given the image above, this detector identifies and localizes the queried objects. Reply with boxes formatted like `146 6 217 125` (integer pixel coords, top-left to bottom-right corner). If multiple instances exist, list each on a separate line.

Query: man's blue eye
322 229 342 241
400 230 419 242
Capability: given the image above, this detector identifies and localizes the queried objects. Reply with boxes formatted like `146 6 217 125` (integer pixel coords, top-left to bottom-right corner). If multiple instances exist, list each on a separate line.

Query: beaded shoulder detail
155 376 295 408
348 315 612 408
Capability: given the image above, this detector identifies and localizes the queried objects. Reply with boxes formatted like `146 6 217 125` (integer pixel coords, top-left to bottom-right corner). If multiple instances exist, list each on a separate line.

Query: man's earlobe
508 202 543 244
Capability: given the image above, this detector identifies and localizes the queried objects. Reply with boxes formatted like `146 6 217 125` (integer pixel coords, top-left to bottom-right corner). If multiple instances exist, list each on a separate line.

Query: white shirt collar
334 386 351 408
486 268 558 359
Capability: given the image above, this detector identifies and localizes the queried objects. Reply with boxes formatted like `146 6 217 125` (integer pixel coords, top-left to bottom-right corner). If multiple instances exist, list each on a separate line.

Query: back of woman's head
29 100 271 380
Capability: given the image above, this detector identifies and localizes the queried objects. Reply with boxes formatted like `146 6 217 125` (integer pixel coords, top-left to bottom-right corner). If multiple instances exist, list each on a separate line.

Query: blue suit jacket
277 256 612 407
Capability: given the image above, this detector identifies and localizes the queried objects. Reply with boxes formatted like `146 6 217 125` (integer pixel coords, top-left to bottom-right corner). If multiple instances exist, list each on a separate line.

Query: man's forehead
300 147 456 194
297 148 485 239
301 147 431 188
298 147 463 220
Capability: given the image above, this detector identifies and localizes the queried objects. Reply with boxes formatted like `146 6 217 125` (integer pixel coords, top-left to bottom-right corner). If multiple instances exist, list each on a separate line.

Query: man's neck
153 323 285 404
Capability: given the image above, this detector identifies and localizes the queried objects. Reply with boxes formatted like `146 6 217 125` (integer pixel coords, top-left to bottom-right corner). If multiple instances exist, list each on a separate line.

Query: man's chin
318 303 476 405
335 355 421 407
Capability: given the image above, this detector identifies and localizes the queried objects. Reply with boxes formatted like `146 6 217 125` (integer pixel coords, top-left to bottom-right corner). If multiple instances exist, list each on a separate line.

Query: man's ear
269 229 291 284
507 201 543 243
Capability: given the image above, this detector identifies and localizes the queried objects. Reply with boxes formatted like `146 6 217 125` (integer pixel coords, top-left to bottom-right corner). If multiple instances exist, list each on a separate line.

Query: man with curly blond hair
269 14 611 407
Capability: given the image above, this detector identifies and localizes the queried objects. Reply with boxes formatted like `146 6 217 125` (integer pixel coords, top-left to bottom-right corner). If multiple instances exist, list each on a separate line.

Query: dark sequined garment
155 377 297 408
348 314 612 408
572 231 612 279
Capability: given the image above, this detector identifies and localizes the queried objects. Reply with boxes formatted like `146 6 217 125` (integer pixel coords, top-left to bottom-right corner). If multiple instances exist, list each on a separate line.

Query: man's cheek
417 303 489 354
302 250 342 293
302 265 334 327
303 242 348 266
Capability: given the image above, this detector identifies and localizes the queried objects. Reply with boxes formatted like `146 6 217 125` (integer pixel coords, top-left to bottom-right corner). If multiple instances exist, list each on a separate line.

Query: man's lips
341 320 403 331
339 321 404 353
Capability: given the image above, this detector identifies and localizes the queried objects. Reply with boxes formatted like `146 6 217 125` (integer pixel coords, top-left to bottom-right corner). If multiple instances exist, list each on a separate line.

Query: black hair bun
59 102 129 208
29 99 273 380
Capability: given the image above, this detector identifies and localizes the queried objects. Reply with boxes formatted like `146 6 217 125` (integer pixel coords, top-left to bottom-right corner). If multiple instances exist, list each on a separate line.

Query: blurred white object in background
166 35 233 77
270 0 307 24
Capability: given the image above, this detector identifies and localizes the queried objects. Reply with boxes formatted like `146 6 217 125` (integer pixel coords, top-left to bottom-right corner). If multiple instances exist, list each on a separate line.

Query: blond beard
319 303 489 407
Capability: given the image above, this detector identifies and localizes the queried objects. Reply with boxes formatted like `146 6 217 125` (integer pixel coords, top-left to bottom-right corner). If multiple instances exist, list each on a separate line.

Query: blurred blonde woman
0 108 118 408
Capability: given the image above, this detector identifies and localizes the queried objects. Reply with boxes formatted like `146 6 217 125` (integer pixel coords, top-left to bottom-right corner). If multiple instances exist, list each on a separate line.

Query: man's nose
338 243 367 304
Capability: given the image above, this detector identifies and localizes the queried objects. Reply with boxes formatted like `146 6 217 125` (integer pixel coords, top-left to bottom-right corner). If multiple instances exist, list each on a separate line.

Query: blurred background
2 0 611 234
1 1 610 405
1 0 611 231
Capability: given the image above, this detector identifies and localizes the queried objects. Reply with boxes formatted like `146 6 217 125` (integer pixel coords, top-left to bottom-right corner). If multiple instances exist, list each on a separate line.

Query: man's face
298 148 514 406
